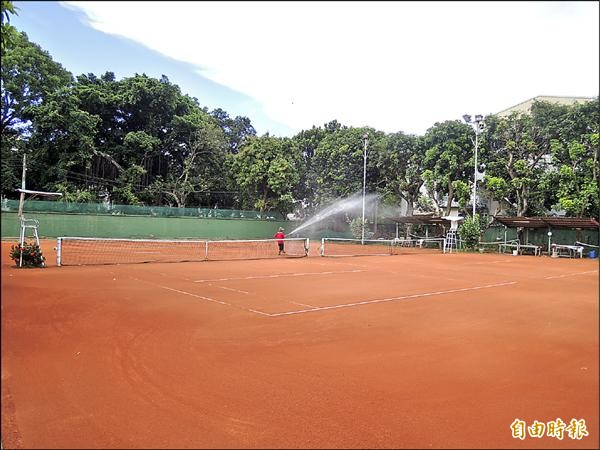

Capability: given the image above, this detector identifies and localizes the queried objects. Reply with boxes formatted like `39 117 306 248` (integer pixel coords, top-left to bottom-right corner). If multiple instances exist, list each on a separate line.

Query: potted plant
9 241 46 268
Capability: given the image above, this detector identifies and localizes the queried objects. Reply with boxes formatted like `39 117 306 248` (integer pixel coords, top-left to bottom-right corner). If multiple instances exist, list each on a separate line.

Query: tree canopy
1 8 598 223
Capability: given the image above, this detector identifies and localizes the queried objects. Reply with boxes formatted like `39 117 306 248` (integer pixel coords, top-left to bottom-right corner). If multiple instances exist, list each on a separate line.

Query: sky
10 1 600 138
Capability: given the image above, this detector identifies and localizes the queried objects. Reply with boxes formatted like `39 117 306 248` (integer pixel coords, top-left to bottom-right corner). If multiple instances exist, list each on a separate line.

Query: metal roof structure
492 216 600 229
383 215 455 225
383 215 600 229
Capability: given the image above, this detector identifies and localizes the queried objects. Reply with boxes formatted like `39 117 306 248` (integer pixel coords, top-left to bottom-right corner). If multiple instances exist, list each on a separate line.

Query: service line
158 285 271 316
544 269 598 280
267 281 518 317
133 275 518 318
193 269 365 283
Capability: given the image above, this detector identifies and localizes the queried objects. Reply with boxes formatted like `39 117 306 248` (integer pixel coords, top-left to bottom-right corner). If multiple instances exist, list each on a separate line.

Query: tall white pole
361 133 368 244
18 153 26 219
472 127 478 218
18 153 27 268
463 114 483 219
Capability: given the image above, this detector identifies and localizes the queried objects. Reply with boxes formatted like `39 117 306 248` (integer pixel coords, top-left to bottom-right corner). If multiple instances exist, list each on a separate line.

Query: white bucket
512 250 518 256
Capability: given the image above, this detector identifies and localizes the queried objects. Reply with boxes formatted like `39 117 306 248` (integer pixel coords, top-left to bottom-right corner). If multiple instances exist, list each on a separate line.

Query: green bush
9 241 46 268
349 217 372 240
458 215 481 250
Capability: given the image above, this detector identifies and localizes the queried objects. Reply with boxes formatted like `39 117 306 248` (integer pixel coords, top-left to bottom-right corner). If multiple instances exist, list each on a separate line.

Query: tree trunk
405 196 417 238
445 181 454 216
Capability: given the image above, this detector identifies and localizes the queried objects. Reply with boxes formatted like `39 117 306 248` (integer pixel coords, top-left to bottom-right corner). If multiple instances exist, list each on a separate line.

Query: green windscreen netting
1 198 285 221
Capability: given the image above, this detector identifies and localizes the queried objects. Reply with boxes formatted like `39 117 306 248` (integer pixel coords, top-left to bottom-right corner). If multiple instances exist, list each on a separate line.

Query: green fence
1 211 289 240
482 224 599 254
1 199 289 240
1 198 285 220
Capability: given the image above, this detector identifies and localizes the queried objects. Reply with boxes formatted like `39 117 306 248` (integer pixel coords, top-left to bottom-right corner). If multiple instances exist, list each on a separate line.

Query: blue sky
9 1 600 138
10 1 295 136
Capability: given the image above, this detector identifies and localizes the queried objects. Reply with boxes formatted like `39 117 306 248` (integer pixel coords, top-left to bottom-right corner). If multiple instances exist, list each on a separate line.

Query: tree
375 132 425 216
309 126 382 206
421 121 474 216
209 108 256 153
290 124 329 217
148 110 228 208
484 104 564 217
545 98 600 217
0 0 17 52
230 135 301 214
26 85 100 194
458 214 481 250
1 30 73 135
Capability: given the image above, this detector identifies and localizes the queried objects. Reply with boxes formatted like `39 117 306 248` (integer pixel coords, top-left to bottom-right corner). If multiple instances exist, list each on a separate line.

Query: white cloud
62 1 599 135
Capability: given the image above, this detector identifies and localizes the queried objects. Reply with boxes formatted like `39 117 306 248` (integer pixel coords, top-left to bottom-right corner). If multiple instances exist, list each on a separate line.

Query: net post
305 238 310 256
205 241 209 260
320 238 325 256
56 237 62 266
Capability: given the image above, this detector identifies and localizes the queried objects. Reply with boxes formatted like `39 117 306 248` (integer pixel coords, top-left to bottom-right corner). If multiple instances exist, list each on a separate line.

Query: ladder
444 229 458 253
19 217 41 267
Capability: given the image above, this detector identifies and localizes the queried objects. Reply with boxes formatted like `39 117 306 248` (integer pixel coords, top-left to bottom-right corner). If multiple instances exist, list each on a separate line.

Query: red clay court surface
1 239 598 449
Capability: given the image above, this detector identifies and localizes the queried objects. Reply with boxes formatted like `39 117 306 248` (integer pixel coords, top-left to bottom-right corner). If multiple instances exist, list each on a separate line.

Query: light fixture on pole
361 132 369 244
462 114 484 217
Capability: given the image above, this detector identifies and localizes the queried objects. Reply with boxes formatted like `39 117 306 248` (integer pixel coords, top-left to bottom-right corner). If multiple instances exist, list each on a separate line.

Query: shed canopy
492 216 600 229
384 214 454 225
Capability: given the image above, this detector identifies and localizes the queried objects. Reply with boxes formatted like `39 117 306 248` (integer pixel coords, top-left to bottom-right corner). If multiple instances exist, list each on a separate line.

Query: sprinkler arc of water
288 193 380 236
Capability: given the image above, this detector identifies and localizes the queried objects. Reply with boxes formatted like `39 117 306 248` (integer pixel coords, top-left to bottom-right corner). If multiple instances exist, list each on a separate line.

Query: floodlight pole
462 114 484 218
361 133 369 244
18 153 26 219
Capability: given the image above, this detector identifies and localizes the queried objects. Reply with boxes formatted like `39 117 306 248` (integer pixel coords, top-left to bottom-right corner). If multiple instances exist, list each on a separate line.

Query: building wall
496 95 595 117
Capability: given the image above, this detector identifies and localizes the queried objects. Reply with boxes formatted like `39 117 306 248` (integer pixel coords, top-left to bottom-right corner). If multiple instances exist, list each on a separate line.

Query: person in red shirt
273 227 286 255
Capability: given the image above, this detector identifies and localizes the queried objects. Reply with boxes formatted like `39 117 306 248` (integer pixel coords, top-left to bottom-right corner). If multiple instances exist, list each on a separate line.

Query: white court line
289 301 317 308
469 259 515 265
544 270 598 280
208 284 249 294
267 281 517 317
133 276 517 318
159 286 229 305
194 269 365 283
158 285 270 316
130 276 271 316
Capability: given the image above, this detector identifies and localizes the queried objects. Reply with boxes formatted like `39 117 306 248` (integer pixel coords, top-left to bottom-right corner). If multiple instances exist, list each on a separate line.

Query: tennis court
1 239 598 449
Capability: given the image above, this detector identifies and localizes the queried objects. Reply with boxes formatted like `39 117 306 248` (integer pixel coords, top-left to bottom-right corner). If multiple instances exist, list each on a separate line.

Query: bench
551 244 584 258
498 243 542 256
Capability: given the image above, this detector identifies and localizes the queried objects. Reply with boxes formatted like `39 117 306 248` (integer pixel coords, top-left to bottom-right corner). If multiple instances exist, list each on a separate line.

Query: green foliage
310 127 382 205
484 176 509 198
209 108 256 153
54 182 97 203
417 195 436 213
1 0 18 52
376 132 424 214
1 30 73 133
9 241 46 268
349 217 370 240
231 135 300 213
421 120 473 215
458 214 481 250
482 99 600 217
452 180 470 209
1 14 597 222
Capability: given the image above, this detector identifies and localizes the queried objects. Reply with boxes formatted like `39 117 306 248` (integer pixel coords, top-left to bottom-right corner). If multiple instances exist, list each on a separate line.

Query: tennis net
56 237 309 266
320 237 446 257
